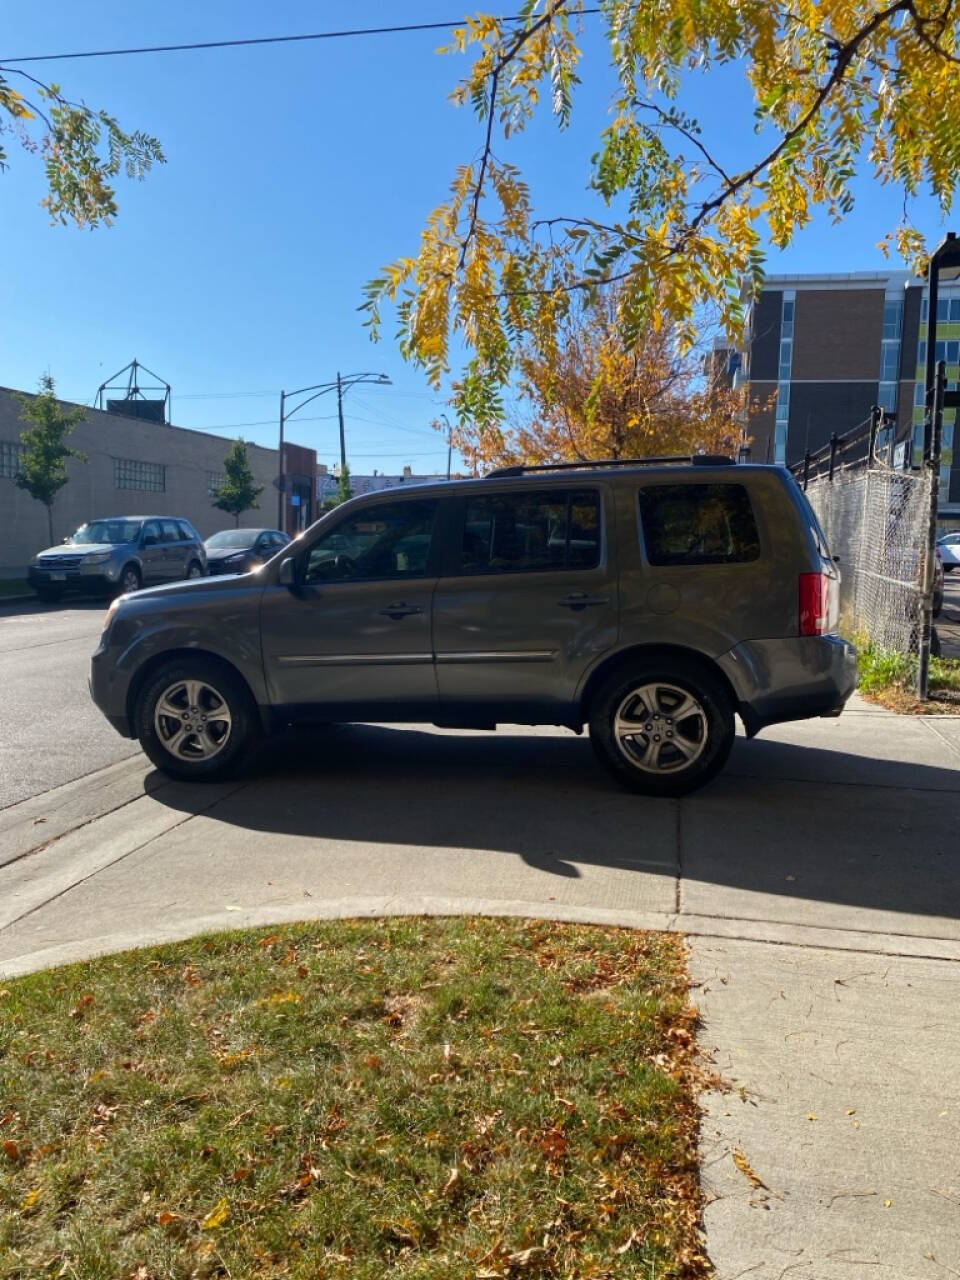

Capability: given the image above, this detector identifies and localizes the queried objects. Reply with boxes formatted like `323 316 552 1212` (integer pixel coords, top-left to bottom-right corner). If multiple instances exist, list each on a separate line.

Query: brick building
739 270 958 518
0 387 315 576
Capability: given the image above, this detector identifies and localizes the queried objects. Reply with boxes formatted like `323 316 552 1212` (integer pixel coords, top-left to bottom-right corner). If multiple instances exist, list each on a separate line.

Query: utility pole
277 390 286 529
337 372 346 475
439 413 452 480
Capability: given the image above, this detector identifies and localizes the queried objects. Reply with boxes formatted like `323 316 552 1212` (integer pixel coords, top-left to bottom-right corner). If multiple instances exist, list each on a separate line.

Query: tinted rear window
460 489 601 574
638 483 760 566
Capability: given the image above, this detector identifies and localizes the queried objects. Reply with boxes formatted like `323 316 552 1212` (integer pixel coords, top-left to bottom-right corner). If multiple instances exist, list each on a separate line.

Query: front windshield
73 520 141 545
206 530 259 549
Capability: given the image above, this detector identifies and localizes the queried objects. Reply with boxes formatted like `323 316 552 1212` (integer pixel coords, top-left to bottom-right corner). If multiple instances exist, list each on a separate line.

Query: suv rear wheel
135 658 258 780
589 658 735 796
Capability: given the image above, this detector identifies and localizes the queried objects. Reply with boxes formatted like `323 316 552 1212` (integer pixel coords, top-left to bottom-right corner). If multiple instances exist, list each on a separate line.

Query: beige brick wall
0 388 291 576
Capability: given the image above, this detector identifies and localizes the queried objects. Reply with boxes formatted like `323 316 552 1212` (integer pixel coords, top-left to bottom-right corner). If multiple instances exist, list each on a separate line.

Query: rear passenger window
160 519 181 543
178 522 196 542
638 484 760 566
460 489 601 574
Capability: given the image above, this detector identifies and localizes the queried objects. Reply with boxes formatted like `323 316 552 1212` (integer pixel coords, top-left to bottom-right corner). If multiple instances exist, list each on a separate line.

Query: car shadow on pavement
147 723 960 926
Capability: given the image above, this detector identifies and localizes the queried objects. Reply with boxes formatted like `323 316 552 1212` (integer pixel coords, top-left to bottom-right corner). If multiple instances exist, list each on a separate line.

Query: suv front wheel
589 659 735 796
135 658 258 780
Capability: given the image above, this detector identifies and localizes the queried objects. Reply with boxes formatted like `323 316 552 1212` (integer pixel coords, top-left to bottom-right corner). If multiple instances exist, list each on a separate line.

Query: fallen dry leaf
201 1196 230 1230
732 1147 768 1190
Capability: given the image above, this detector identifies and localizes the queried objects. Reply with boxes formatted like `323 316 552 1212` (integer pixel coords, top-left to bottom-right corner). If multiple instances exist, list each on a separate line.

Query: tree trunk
46 502 54 547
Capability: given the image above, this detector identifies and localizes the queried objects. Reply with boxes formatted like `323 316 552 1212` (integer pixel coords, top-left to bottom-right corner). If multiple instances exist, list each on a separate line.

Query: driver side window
303 500 438 584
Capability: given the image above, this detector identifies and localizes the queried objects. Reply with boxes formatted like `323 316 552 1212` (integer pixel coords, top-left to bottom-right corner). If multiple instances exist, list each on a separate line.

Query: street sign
272 475 286 491
290 494 301 507
893 441 911 471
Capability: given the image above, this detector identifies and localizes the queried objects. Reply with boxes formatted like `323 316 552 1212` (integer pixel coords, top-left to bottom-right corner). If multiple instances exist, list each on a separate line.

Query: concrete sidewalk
1 695 958 1275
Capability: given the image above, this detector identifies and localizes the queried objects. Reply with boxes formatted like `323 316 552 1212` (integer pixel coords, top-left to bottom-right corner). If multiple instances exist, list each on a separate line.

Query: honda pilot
89 458 857 796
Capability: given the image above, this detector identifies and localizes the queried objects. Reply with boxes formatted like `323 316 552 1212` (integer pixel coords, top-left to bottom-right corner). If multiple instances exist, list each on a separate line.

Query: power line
1 9 601 66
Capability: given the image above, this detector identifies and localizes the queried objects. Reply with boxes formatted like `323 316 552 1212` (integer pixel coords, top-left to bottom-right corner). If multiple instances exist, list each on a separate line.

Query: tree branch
458 0 576 269
634 101 734 186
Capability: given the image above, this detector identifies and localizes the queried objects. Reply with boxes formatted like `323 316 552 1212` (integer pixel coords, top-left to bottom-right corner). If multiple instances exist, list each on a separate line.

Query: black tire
34 586 63 604
117 563 141 596
186 560 204 580
135 657 259 781
932 625 942 658
588 657 735 797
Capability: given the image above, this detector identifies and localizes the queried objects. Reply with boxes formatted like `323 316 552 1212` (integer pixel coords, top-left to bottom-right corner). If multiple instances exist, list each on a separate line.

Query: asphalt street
0 597 137 808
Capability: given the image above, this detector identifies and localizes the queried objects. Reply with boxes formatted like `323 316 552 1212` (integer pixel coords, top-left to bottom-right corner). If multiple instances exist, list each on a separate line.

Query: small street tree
212 440 264 527
15 375 87 547
336 463 354 505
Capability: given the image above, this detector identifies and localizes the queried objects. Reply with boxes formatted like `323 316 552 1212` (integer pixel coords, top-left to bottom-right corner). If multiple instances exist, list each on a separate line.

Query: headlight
84 552 112 565
102 597 122 633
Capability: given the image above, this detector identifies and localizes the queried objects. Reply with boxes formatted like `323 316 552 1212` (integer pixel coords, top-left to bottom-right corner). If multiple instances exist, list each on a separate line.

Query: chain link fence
800 435 935 656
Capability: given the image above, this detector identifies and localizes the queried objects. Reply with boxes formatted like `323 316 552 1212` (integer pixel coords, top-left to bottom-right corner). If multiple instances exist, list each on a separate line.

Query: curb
4 895 960 979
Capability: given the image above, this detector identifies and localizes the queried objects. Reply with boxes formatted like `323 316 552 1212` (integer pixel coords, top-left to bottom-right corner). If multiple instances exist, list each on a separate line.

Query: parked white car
938 531 960 571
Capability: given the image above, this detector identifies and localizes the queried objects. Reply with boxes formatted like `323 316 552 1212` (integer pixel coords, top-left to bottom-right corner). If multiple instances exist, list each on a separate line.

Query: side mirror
278 556 296 587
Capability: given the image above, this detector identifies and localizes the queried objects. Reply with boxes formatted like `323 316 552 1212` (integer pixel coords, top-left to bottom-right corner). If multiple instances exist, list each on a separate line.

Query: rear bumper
718 634 858 736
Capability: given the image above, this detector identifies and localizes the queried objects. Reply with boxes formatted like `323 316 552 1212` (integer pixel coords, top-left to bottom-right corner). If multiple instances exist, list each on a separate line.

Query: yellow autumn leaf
21 1188 41 1210
201 1196 230 1230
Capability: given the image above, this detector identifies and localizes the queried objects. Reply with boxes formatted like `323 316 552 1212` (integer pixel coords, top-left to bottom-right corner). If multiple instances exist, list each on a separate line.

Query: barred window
114 457 165 492
0 440 23 480
207 471 225 497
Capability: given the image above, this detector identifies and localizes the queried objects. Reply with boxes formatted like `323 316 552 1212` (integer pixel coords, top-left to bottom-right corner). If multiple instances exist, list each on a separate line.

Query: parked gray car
29 516 206 602
89 458 857 796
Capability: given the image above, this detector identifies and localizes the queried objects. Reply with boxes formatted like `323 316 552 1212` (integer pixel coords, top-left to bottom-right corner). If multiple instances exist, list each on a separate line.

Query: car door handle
378 602 424 620
558 593 609 610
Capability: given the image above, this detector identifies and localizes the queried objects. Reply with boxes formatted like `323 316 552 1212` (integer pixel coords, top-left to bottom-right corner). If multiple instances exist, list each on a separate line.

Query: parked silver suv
89 458 857 795
29 516 206 603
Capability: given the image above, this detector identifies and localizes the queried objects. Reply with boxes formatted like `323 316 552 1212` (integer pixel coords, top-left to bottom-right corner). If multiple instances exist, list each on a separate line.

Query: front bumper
29 564 120 593
718 634 858 737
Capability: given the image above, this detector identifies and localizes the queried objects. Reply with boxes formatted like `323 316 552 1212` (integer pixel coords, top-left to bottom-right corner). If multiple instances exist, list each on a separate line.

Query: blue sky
1 2 952 472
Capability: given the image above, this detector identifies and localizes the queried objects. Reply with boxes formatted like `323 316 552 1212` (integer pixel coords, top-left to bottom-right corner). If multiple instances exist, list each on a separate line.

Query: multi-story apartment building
739 270 958 517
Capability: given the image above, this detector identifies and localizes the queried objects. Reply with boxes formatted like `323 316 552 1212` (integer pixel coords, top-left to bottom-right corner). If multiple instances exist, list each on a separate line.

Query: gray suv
29 516 207 603
89 459 857 796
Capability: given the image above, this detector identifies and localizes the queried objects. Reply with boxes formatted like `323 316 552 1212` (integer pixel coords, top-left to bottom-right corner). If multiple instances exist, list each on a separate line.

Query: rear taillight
799 572 831 636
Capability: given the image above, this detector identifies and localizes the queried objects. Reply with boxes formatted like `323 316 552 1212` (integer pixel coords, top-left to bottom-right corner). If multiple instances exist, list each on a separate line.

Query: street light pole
277 372 392 521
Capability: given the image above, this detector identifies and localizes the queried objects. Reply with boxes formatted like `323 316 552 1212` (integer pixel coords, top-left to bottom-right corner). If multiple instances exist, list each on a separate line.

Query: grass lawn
0 580 30 599
0 918 710 1280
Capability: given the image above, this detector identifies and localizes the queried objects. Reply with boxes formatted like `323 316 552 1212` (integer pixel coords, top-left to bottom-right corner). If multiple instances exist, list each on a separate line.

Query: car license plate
49 572 66 581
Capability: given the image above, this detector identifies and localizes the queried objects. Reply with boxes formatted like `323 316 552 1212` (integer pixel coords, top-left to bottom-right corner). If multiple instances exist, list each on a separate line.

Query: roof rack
485 455 736 478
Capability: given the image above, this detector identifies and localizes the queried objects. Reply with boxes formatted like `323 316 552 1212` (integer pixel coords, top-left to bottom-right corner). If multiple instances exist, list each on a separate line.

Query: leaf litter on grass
0 917 714 1278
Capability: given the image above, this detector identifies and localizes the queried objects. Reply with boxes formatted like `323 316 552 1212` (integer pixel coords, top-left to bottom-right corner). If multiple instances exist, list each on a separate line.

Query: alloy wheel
153 678 233 762
613 682 708 774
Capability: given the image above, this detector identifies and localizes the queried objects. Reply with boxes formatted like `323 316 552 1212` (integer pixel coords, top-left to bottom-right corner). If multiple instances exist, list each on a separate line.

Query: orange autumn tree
448 293 748 472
